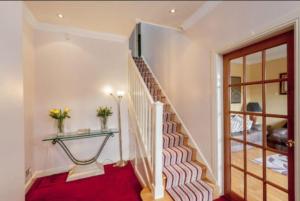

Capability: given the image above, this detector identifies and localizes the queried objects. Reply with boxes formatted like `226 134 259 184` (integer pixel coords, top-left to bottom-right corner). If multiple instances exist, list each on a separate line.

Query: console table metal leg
54 135 111 165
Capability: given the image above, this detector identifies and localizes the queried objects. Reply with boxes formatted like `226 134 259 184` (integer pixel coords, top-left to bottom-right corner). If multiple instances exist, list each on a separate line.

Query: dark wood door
223 30 294 201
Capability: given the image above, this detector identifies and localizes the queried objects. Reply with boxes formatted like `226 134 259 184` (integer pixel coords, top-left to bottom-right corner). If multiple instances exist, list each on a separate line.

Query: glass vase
100 117 108 131
57 119 64 134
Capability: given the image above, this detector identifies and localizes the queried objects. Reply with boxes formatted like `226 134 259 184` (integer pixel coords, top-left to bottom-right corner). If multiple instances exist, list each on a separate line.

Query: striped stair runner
133 57 212 201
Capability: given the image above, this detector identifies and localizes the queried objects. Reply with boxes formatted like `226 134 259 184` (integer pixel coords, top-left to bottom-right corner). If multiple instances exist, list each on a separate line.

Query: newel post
152 101 164 199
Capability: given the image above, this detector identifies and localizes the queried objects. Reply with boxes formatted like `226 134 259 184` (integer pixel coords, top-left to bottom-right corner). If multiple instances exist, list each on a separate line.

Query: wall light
116 90 125 97
103 86 113 95
58 13 64 19
170 9 176 14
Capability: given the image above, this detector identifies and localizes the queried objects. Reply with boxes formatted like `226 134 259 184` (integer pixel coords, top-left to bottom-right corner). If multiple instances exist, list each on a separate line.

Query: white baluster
128 56 164 199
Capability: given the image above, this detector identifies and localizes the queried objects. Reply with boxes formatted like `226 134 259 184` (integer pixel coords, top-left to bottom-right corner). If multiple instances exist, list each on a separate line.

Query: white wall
0 2 25 201
141 22 213 166
141 1 300 186
31 29 129 174
129 25 139 57
23 14 35 183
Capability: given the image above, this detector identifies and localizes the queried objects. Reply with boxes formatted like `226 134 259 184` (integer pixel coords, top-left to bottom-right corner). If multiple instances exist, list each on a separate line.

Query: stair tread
163 145 193 166
167 180 213 201
163 161 203 188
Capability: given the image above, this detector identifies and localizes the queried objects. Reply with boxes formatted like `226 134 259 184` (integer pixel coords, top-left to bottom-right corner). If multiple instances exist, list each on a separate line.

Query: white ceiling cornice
136 18 183 32
23 4 128 43
181 1 223 30
23 4 39 28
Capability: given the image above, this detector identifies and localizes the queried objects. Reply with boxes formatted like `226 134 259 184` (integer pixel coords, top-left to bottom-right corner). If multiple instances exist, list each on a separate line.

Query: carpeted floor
26 163 142 201
214 196 228 201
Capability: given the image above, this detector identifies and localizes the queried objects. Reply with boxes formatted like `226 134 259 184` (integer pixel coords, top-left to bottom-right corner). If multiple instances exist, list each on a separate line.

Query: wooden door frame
223 30 294 201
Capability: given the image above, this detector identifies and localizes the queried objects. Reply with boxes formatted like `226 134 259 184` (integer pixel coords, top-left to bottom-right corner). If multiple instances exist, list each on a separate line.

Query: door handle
286 139 295 148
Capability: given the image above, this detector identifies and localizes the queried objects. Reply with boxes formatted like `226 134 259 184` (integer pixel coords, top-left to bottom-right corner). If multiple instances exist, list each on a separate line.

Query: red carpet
214 196 228 201
26 163 142 201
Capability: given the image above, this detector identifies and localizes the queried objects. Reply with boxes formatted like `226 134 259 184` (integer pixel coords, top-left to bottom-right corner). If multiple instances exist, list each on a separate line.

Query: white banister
128 55 164 199
152 102 164 198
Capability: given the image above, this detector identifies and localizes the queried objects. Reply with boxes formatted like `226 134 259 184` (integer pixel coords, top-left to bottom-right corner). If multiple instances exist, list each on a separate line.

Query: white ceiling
26 1 204 37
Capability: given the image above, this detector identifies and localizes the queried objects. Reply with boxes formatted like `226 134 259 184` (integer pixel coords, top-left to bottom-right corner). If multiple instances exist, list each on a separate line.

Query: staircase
133 57 215 201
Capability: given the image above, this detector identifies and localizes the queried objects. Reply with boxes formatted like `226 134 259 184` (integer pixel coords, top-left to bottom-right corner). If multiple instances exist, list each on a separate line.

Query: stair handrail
128 54 164 199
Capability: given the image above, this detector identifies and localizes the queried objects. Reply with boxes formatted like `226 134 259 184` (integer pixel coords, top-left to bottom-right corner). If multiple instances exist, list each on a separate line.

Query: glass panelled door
223 30 294 201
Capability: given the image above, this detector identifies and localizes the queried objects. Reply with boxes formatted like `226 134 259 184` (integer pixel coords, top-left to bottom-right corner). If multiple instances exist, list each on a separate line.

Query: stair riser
163 112 174 122
150 88 161 97
164 163 203 188
163 146 193 166
164 104 171 112
163 133 184 149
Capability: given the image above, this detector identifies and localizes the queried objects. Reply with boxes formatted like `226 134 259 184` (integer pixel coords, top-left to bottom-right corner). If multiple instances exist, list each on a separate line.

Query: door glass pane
246 84 262 113
246 52 262 82
266 150 288 190
230 57 244 83
246 115 262 145
265 44 287 80
227 34 292 201
247 175 263 201
230 86 243 112
266 82 287 115
231 140 244 169
231 167 244 198
267 184 288 201
231 114 244 138
266 117 288 153
247 145 263 178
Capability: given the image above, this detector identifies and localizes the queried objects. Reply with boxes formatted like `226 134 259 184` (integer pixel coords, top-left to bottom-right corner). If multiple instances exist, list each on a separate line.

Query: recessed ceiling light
57 14 64 19
170 9 176 14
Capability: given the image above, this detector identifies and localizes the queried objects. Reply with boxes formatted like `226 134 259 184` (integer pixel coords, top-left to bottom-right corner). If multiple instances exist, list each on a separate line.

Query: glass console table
43 129 119 181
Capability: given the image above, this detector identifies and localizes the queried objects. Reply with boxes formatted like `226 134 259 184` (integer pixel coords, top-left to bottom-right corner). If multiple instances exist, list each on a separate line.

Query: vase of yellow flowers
97 106 113 131
49 108 71 134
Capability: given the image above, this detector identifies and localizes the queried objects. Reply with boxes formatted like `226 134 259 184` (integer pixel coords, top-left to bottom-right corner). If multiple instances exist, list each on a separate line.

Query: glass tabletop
43 129 119 141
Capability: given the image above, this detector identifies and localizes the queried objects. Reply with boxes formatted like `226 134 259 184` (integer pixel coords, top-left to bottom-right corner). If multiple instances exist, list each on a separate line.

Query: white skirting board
25 164 73 193
25 160 117 193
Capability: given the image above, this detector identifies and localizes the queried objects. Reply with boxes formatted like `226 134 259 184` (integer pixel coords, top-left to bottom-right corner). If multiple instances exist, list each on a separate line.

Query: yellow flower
64 107 70 113
53 109 60 114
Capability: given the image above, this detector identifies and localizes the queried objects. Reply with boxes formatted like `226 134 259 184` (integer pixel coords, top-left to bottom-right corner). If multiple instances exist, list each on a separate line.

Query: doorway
223 30 294 201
